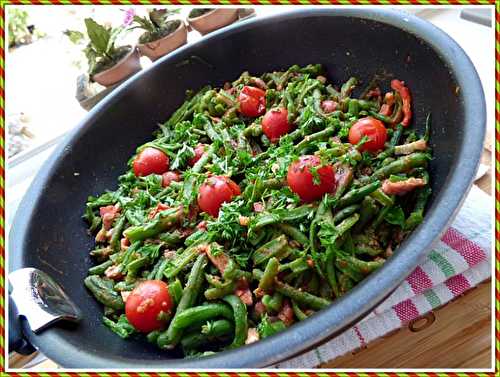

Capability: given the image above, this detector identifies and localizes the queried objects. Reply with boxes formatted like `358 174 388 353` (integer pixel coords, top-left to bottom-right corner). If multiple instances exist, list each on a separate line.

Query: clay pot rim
187 9 223 21
137 19 186 47
92 46 139 81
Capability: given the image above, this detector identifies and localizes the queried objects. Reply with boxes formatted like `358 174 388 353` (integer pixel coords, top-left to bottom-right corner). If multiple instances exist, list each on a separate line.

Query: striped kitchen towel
276 184 491 368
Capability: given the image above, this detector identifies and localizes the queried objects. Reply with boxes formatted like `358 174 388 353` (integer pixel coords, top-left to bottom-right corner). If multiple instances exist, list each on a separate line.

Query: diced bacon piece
105 265 123 280
235 278 253 306
379 92 395 116
321 100 338 114
382 178 426 196
196 220 208 232
253 202 265 213
249 77 267 90
95 227 109 243
245 328 260 344
277 299 294 326
254 300 267 317
366 87 381 99
239 216 250 226
164 250 176 259
148 203 170 220
100 204 121 230
206 247 229 274
121 291 131 302
120 237 130 250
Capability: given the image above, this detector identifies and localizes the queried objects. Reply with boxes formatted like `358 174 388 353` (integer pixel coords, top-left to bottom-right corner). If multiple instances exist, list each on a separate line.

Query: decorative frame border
0 1 496 374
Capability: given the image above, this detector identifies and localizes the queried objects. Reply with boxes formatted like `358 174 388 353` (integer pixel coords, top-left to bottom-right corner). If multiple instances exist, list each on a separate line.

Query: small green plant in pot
187 8 238 35
131 9 187 62
84 18 141 87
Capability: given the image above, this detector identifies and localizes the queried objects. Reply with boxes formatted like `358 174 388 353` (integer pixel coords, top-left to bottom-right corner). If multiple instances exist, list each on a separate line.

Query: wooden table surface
11 134 493 370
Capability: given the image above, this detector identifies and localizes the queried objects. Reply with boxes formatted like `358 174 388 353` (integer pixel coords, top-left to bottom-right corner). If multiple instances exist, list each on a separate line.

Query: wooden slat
322 280 492 368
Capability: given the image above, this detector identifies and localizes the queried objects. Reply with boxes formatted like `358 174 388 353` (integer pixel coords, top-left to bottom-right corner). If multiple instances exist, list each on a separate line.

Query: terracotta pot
92 47 142 87
188 9 238 35
138 21 188 62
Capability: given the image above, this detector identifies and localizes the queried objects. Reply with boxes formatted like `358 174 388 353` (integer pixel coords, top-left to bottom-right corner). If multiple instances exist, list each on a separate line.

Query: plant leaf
84 18 110 55
384 205 406 227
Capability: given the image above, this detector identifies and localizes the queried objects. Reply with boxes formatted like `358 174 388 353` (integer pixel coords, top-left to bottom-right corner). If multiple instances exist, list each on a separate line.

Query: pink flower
123 8 135 26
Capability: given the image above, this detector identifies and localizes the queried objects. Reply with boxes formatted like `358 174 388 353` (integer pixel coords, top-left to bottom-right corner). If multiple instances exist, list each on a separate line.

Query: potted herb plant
131 9 187 62
84 18 141 87
187 8 239 35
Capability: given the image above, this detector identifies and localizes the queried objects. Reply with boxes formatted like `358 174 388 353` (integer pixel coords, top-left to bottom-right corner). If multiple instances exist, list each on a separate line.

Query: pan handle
9 295 36 355
8 268 82 355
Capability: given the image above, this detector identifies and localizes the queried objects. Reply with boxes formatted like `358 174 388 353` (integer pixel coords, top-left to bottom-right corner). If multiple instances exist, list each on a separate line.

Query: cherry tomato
262 107 291 142
287 155 336 203
348 117 387 152
161 171 181 188
125 280 173 333
189 144 208 166
133 147 169 177
238 86 266 117
321 100 338 114
198 176 241 217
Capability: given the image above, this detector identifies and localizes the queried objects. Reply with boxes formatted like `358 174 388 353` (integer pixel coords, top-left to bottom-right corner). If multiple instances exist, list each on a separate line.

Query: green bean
181 319 234 350
163 245 199 279
168 278 183 304
306 272 319 295
335 257 364 282
424 113 432 141
337 255 385 276
84 276 124 310
364 153 430 183
276 224 309 246
223 295 248 349
370 189 394 207
262 292 283 312
124 207 182 242
339 273 354 295
325 248 340 297
154 258 170 280
127 256 149 274
347 98 360 117
253 270 331 310
147 257 165 280
165 86 210 127
110 216 126 252
336 181 381 209
281 257 310 274
114 281 137 291
291 300 309 321
252 205 314 230
205 282 235 300
88 260 113 275
258 257 280 292
158 230 183 246
157 254 207 349
90 246 113 260
340 77 357 99
182 145 215 203
332 204 360 224
172 303 233 329
296 126 336 151
368 110 392 124
405 185 431 230
355 243 384 256
372 205 392 229
376 125 404 164
252 235 288 266
147 330 161 344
